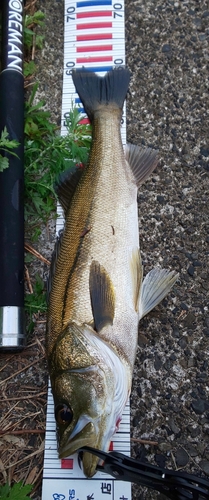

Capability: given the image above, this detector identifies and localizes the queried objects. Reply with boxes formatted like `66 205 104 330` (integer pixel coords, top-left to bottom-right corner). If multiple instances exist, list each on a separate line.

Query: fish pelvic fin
125 143 159 188
138 268 179 320
130 248 143 313
72 67 130 121
55 165 84 217
89 260 115 333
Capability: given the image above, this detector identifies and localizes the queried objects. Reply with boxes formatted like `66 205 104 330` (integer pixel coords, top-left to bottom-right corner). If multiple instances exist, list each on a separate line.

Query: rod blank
0 0 25 350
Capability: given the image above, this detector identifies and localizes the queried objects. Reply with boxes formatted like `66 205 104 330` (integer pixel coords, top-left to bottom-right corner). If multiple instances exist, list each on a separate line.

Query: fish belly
64 147 139 369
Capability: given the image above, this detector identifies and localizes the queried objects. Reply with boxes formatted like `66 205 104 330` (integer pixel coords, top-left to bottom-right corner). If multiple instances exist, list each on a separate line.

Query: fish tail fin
138 268 179 320
72 67 130 120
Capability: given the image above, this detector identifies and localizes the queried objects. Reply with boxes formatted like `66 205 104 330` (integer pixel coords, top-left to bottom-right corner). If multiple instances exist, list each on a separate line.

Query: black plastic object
0 0 25 350
80 447 209 500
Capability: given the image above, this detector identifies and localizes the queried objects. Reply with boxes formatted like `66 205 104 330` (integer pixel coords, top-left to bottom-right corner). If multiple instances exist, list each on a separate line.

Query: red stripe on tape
79 118 90 125
76 55 112 63
77 22 112 30
109 442 114 451
77 34 112 41
61 458 74 469
77 11 112 18
76 44 112 52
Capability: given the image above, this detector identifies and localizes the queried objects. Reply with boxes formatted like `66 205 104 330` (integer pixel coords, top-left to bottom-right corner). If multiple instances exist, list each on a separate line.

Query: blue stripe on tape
77 0 112 8
75 66 113 73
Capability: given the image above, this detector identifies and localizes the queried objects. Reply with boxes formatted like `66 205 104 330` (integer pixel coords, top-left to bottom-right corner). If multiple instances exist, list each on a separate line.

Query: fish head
52 369 111 477
49 322 130 477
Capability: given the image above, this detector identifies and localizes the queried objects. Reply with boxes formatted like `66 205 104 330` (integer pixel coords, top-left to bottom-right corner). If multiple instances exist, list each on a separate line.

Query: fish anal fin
139 268 179 320
89 260 115 333
125 143 158 188
130 248 143 312
55 165 84 217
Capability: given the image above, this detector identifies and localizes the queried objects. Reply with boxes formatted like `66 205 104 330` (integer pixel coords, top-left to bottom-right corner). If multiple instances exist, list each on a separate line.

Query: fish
46 67 178 478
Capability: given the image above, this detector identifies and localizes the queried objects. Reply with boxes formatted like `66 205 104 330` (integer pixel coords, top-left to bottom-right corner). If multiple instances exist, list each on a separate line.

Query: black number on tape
67 6 75 13
113 10 122 18
114 58 123 65
66 6 75 21
66 61 75 75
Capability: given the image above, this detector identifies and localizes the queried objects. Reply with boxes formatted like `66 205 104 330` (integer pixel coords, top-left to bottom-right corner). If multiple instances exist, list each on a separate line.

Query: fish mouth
58 421 99 477
82 449 99 478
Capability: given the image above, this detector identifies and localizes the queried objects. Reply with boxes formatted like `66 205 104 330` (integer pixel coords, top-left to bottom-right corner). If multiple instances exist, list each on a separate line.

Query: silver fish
46 67 178 477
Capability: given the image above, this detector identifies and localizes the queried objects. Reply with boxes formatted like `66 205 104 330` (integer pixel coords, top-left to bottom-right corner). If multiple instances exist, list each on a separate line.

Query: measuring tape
42 1 131 498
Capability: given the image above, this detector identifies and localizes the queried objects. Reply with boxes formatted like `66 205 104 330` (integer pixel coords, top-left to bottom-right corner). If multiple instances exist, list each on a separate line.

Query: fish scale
53 110 139 366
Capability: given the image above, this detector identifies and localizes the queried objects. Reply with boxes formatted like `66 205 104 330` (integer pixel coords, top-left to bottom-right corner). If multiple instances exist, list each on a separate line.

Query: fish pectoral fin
89 260 115 332
138 268 179 320
55 165 84 217
124 143 158 188
130 248 143 312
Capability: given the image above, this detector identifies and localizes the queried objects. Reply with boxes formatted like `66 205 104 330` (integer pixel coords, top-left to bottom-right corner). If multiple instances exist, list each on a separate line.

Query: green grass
24 10 45 78
0 482 33 500
24 84 92 229
0 128 20 172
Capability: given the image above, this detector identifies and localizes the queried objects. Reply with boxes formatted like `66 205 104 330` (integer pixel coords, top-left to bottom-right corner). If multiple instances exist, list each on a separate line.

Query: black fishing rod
0 0 25 350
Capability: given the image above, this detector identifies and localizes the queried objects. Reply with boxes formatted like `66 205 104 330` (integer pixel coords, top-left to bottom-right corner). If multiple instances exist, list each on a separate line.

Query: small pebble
133 414 140 427
178 337 187 349
180 302 189 310
200 146 209 157
188 357 195 368
187 265 195 276
186 444 198 457
168 417 181 435
187 425 201 438
175 448 189 467
183 313 196 327
137 386 142 398
199 460 209 475
157 195 165 204
159 442 172 453
198 34 207 41
162 44 172 52
155 453 167 468
191 399 206 415
154 354 162 371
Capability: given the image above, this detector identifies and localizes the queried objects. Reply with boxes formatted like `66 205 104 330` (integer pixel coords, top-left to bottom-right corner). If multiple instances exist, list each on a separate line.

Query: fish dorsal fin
55 165 84 217
47 229 64 303
130 248 143 312
124 143 158 188
89 260 115 333
138 268 179 320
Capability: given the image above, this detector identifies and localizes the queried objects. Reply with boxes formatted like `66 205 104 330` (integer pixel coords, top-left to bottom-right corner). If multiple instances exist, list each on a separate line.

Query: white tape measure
42 1 131 498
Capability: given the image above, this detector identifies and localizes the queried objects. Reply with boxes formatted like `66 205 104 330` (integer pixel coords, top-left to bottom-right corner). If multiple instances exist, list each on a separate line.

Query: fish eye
55 404 73 425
